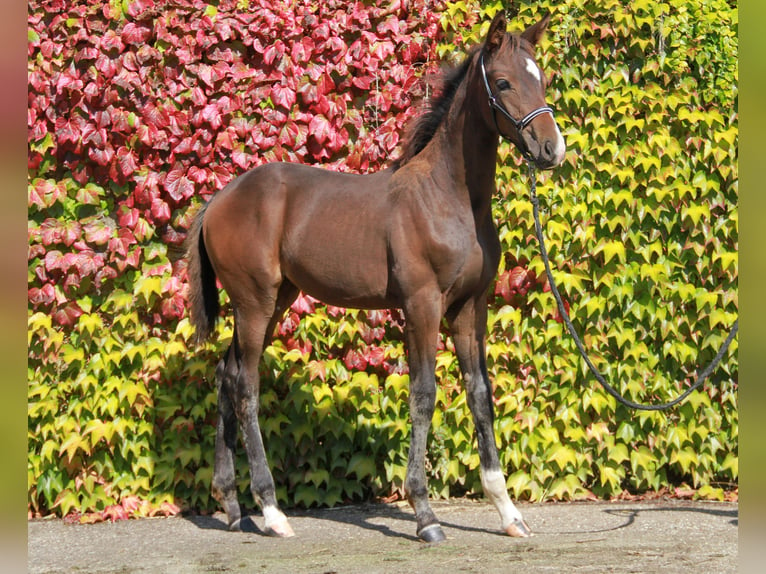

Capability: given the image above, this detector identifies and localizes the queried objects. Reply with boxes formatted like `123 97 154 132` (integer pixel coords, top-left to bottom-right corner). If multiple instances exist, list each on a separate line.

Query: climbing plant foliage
28 0 737 520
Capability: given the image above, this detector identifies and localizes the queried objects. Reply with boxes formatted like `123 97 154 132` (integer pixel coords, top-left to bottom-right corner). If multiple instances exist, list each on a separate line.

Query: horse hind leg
211 342 243 530
231 281 299 537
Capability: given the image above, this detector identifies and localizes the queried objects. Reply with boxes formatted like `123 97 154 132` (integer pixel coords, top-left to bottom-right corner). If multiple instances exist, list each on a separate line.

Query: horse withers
186 10 565 543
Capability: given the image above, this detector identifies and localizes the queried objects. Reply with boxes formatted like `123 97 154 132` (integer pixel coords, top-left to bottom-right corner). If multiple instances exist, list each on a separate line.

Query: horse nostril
543 139 554 159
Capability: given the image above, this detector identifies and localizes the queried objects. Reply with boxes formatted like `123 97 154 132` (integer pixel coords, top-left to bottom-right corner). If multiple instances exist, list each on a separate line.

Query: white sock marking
481 469 524 529
262 505 288 527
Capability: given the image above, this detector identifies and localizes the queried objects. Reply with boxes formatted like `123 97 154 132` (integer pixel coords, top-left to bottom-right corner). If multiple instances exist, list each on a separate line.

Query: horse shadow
605 504 739 528
185 500 738 540
184 502 513 540
533 502 738 536
183 503 422 541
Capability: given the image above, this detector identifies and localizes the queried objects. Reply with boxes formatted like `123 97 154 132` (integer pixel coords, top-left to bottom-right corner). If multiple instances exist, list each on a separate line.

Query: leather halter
479 52 554 159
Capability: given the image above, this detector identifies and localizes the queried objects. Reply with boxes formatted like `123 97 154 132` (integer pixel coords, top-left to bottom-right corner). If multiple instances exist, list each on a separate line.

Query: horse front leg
447 296 532 537
402 290 445 543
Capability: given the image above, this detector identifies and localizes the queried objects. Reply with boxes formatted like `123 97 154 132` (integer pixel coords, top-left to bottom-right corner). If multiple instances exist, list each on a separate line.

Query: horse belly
281 204 395 309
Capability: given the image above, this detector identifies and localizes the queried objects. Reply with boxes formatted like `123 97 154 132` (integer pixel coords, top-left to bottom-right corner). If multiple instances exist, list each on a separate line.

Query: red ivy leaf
95 53 118 79
83 217 115 245
365 310 390 328
494 272 512 303
191 86 207 106
278 312 300 337
121 22 151 45
102 504 129 523
29 283 56 307
271 84 295 110
309 114 332 145
117 206 139 229
263 42 283 67
142 103 170 130
39 219 62 246
165 167 195 202
150 197 171 224
31 180 65 209
100 30 125 53
351 75 373 90
215 131 234 151
553 299 570 324
44 250 64 272
365 345 386 367
117 147 138 178
173 136 194 156
55 71 83 94
55 117 80 145
88 145 115 167
161 292 186 321
343 349 368 371
52 302 84 328
127 0 156 19
187 166 208 184
108 228 137 258
509 266 528 292
291 293 317 315
195 64 215 89
232 146 250 170
201 103 222 129
60 221 82 247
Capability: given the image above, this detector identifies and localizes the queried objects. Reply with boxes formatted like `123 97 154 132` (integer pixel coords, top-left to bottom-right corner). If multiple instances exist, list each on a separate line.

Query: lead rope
526 160 739 411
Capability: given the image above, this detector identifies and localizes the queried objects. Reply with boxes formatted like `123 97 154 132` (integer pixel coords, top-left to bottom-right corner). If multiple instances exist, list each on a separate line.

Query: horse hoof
505 519 532 538
265 520 295 538
418 523 447 543
228 518 242 532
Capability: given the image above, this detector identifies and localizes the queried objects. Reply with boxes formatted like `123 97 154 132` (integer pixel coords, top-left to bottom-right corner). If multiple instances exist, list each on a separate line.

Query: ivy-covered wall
28 0 737 520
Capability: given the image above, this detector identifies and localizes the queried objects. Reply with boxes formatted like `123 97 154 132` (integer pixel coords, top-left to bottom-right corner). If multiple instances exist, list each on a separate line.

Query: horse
185 10 566 543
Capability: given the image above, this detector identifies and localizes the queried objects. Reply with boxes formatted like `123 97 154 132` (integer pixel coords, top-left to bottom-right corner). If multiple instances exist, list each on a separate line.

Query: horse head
480 11 566 169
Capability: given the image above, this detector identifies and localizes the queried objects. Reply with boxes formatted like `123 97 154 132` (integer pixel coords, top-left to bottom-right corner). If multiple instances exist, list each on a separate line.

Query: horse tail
186 203 219 345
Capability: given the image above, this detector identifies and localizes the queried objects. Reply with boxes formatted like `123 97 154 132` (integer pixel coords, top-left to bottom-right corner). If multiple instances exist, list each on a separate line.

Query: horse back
202 162 399 309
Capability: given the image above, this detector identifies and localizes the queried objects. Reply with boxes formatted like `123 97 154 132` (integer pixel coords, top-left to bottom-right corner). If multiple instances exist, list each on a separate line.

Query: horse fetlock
211 484 241 528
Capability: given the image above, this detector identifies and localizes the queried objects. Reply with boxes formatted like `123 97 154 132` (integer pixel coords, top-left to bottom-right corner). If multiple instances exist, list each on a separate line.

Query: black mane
391 49 477 170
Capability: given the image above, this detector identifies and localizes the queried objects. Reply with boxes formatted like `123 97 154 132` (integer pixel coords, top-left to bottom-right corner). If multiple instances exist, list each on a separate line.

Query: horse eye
496 79 511 91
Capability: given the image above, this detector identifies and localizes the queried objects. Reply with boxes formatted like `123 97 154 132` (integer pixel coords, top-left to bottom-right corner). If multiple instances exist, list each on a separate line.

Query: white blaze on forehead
525 57 541 83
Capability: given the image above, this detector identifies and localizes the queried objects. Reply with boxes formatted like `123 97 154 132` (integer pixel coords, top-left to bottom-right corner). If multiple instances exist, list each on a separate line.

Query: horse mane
391 48 478 171
391 35 527 171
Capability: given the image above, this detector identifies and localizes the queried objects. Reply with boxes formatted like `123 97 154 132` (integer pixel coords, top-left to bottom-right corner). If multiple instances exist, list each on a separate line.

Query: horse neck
437 57 499 221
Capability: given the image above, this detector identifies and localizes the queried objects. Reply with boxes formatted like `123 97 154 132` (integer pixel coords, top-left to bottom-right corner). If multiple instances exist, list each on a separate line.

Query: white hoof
504 518 533 538
263 506 295 538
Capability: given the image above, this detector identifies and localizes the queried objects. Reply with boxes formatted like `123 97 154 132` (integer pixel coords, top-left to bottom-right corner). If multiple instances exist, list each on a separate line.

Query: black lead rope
526 161 739 411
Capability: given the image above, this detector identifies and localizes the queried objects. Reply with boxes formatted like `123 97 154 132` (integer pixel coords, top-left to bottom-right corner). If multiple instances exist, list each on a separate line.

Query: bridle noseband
480 53 554 160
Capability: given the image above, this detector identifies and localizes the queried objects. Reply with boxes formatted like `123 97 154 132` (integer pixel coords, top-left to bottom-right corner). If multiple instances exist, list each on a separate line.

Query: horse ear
485 11 508 54
521 11 551 47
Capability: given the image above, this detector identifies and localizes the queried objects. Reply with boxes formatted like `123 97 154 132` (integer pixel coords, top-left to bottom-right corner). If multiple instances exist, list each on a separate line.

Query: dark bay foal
186 11 565 542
